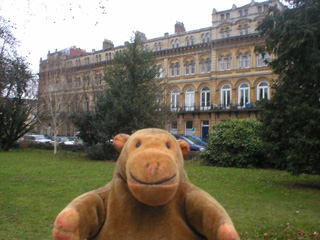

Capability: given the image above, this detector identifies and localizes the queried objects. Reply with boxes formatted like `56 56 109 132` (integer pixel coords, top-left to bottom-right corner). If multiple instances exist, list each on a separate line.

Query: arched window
185 61 190 75
185 88 195 111
171 40 175 49
191 36 194 45
257 81 270 100
175 62 180 76
191 60 195 74
221 84 231 108
226 55 232 70
171 89 180 111
175 39 179 48
201 86 211 110
186 37 190 46
238 83 250 108
202 34 205 43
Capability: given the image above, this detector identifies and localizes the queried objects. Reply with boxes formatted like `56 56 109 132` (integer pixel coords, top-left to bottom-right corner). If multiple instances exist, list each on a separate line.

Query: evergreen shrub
201 118 266 168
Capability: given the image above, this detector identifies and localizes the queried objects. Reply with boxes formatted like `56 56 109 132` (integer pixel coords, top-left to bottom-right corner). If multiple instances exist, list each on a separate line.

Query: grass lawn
0 149 319 239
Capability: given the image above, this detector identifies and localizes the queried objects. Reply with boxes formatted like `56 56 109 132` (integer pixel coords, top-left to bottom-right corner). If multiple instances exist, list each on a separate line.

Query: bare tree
38 52 73 154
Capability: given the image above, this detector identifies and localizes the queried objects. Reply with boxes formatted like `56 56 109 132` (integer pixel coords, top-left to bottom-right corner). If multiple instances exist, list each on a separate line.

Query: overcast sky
1 0 270 74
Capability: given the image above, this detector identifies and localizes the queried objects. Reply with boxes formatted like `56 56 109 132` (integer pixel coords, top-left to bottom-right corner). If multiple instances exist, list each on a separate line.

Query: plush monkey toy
53 128 240 240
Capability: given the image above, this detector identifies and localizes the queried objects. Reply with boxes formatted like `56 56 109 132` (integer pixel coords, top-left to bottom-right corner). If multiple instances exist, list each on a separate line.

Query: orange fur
53 128 240 240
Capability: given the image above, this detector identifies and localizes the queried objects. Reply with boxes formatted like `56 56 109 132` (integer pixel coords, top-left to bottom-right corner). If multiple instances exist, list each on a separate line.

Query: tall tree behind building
256 0 320 174
74 32 172 160
0 17 38 151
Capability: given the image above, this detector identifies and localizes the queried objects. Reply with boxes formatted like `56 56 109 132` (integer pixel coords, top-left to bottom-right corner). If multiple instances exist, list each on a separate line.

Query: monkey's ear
178 140 190 158
113 134 130 152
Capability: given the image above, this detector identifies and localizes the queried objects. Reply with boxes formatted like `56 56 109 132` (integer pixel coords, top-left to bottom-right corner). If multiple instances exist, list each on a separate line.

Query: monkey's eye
166 142 171 149
136 141 141 148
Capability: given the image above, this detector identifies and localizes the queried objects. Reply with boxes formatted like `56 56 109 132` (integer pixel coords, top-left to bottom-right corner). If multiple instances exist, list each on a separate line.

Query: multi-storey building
37 0 285 138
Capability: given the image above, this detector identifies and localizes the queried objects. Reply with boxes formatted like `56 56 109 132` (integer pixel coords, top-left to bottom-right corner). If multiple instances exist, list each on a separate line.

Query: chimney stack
175 21 185 33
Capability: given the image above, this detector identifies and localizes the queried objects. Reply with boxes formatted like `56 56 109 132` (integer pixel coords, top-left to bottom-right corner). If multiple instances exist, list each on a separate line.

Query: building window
226 13 230 19
171 63 175 76
176 39 179 48
185 87 195 111
185 61 190 75
220 28 225 38
171 89 180 111
245 53 250 68
257 81 270 100
202 34 205 43
191 36 194 45
186 37 190 46
239 25 243 36
170 121 178 134
239 10 243 17
226 28 231 38
201 86 211 110
206 33 210 42
257 53 263 67
238 83 250 108
84 99 89 112
206 59 211 72
158 42 162 51
221 14 225 20
244 9 248 15
155 43 158 51
175 63 180 76
221 84 231 108
244 25 249 35
157 66 163 79
226 55 232 70
201 59 205 73
191 61 195 74
171 40 175 49
185 120 193 135
258 6 262 13
220 57 225 71
238 54 243 69
264 53 270 65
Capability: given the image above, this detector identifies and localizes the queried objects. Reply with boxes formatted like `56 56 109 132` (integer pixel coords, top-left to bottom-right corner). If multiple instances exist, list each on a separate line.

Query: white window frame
200 86 211 110
185 88 195 111
221 84 231 108
171 89 180 111
257 81 270 100
238 83 250 108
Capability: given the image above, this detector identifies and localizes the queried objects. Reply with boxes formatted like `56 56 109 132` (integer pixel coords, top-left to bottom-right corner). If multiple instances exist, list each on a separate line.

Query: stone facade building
37 0 285 138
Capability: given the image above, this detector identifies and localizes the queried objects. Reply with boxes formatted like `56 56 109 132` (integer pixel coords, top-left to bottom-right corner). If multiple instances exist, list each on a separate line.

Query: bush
85 143 117 161
201 118 266 168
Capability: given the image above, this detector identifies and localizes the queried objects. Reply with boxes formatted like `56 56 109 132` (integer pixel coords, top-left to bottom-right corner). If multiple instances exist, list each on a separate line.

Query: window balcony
170 102 258 113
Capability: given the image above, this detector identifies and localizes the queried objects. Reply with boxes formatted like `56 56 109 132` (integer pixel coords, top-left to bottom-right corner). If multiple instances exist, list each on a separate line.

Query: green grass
0 150 319 239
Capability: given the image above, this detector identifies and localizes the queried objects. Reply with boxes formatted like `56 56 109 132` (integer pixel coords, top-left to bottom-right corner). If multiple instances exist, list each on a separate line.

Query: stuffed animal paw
53 208 80 240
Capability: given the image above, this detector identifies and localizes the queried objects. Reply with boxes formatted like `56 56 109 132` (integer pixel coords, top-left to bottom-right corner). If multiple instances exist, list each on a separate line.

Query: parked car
64 133 84 146
190 136 208 145
173 134 207 152
49 136 69 146
23 134 51 144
